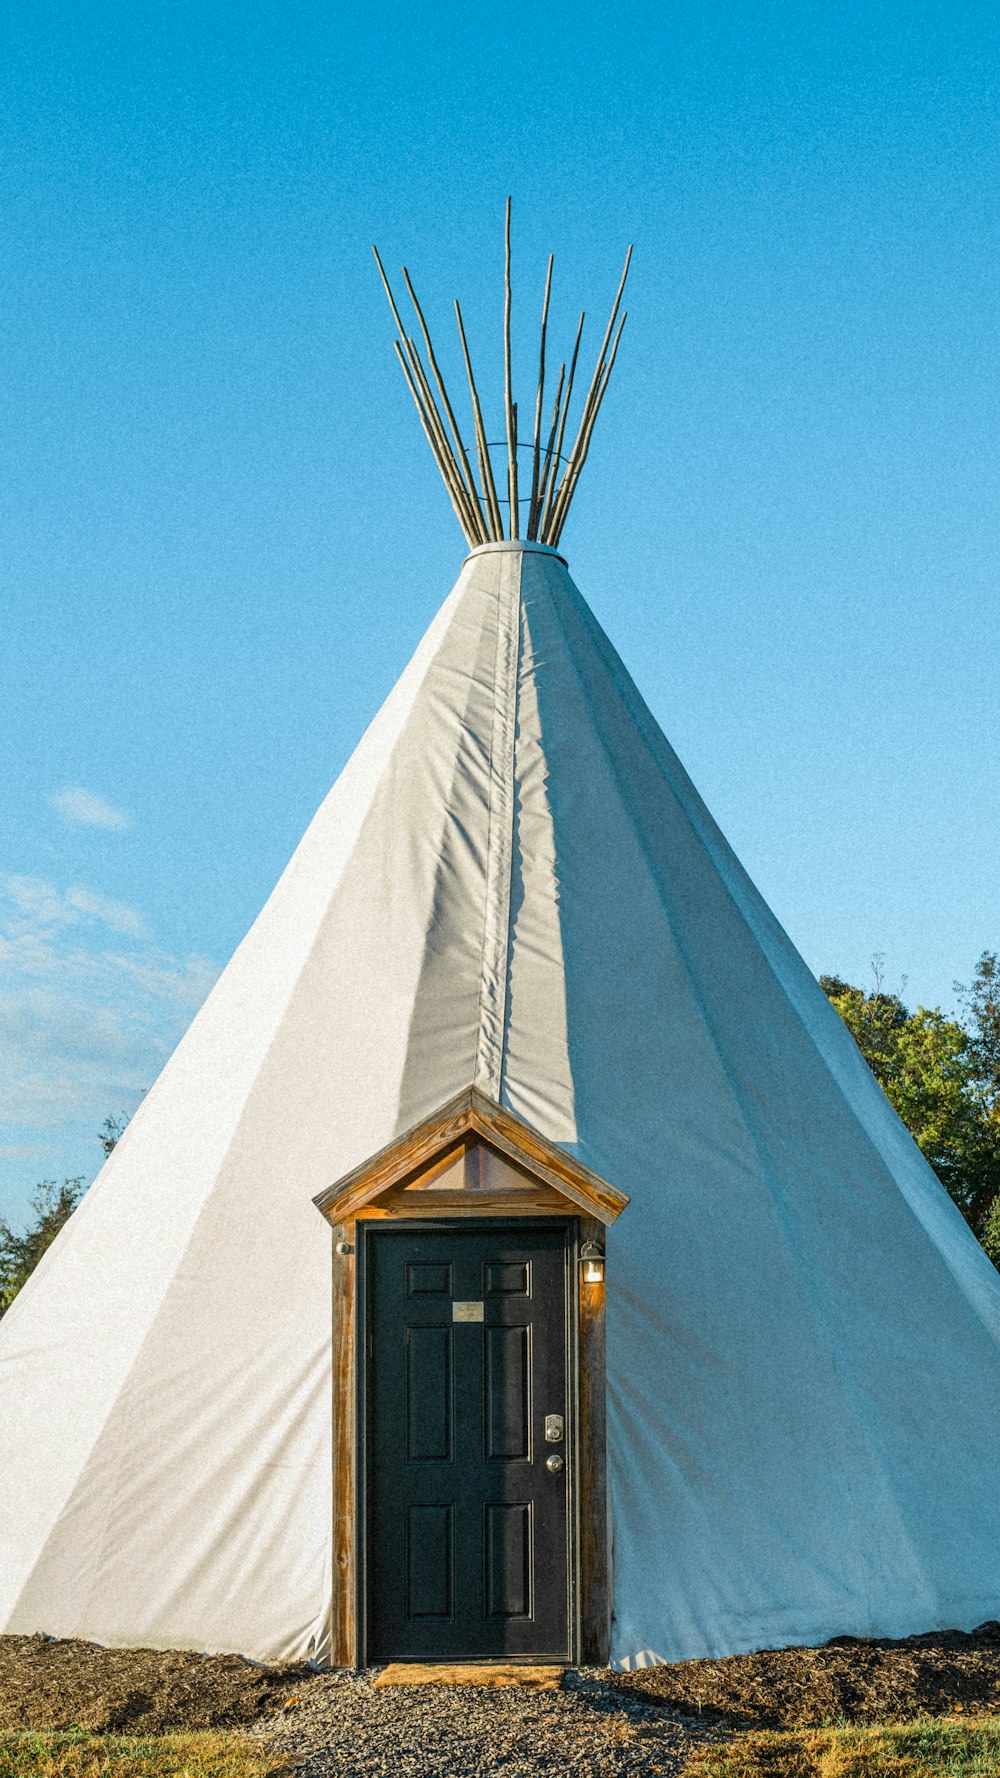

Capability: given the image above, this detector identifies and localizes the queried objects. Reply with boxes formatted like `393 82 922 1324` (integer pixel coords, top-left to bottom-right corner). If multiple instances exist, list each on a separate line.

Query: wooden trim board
577 1215 609 1664
330 1218 357 1668
373 1664 564 1688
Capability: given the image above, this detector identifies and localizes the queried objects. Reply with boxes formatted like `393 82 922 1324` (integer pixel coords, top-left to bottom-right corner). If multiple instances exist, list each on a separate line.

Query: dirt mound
614 1622 1000 1727
0 1635 317 1733
8 1623 1000 1737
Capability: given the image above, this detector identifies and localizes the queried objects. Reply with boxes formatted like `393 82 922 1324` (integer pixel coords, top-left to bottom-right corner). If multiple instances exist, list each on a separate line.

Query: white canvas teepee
3 536 1000 1668
3 213 1000 1669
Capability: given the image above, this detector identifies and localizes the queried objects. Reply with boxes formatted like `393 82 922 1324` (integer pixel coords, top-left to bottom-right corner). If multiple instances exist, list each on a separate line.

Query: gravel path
251 1668 717 1777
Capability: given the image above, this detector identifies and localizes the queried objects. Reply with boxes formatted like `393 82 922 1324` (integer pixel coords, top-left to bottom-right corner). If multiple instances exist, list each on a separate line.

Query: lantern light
580 1238 605 1285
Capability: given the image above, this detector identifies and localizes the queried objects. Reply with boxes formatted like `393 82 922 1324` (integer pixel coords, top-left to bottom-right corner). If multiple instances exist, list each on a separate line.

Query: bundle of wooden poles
373 200 631 550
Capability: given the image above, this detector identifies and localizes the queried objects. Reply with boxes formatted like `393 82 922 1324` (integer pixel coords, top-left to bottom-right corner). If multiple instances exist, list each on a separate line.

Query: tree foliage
956 950 1000 1104
0 1110 132 1318
0 1177 86 1316
982 1196 1000 1268
98 1112 131 1160
821 952 1000 1249
958 951 1000 1263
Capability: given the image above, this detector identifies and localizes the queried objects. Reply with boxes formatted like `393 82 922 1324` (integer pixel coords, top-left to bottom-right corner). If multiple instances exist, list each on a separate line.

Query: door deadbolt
544 1414 564 1443
545 1453 565 1474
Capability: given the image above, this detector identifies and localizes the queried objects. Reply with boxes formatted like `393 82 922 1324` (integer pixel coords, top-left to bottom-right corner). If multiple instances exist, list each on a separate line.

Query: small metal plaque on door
452 1300 484 1322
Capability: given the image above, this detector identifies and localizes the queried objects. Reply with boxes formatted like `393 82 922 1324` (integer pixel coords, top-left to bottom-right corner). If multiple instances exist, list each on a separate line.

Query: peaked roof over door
2 536 1000 1669
314 1083 629 1225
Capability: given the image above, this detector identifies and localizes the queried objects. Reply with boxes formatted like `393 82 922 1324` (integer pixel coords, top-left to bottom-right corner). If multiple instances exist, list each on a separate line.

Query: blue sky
2 0 998 1225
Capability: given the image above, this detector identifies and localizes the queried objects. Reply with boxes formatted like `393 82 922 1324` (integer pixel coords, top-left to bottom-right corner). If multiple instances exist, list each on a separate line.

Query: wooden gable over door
314 1085 629 1226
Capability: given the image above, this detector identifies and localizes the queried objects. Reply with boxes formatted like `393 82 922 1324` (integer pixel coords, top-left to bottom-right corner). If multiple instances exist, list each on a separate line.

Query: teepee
3 208 1000 1672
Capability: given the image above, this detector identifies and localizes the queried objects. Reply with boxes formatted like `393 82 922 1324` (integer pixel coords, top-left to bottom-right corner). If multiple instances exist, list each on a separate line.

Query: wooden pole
403 267 487 544
550 318 625 547
511 399 519 539
548 246 632 541
534 361 565 539
392 342 476 544
372 244 411 347
503 198 519 539
551 310 627 547
375 246 480 544
455 299 504 540
376 227 631 555
405 338 483 542
548 252 631 539
540 310 584 543
527 254 553 540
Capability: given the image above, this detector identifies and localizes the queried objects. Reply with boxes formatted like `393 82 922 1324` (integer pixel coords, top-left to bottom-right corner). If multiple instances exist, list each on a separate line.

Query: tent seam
474 548 520 1099
498 552 526 1103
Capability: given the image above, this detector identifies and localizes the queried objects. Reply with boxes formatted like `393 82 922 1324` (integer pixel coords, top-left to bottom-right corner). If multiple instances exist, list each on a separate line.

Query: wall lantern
580 1238 605 1285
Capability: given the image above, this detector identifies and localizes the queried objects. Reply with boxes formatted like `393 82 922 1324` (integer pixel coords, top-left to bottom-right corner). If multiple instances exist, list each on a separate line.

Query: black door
365 1221 573 1661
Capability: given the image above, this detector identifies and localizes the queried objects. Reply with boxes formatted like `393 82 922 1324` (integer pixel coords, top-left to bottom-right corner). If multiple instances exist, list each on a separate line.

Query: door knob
545 1453 565 1474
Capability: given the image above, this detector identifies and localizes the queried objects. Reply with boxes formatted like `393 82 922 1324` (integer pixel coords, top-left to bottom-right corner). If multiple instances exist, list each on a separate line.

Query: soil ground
0 1637 311 1735
613 1621 1000 1727
2 1623 1000 1753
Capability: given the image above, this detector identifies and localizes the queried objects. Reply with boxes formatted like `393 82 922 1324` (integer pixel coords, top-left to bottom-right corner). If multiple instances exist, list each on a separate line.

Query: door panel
406 1505 453 1619
484 1323 530 1459
405 1326 452 1461
366 1223 572 1660
485 1502 532 1617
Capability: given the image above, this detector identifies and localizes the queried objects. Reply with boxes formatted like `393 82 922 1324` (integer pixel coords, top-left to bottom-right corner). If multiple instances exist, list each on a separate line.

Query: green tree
0 1109 133 1318
983 1196 1000 1268
954 950 1000 1237
958 951 1000 1102
0 1177 85 1316
98 1111 131 1159
820 962 1000 1244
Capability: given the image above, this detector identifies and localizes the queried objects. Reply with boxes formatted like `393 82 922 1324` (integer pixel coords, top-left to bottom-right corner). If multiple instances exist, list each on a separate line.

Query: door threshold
372 1663 565 1689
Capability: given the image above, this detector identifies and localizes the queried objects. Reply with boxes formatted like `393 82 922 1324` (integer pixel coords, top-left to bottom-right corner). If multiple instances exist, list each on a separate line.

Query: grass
3 1717 998 1778
0 1731 284 1777
686 1715 1000 1778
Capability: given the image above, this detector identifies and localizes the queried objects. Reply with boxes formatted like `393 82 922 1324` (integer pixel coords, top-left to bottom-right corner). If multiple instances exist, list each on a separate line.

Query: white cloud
65 887 148 940
111 949 218 1009
51 786 131 830
3 876 147 941
0 874 219 1137
4 875 76 928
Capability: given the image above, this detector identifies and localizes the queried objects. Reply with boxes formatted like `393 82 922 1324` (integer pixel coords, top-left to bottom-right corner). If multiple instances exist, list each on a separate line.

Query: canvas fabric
2 541 999 1667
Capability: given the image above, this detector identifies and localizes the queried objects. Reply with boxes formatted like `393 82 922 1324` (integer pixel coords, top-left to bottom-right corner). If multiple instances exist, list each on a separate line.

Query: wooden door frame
317 1088 622 1670
327 1207 609 1668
